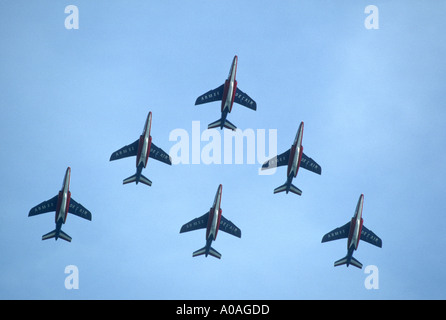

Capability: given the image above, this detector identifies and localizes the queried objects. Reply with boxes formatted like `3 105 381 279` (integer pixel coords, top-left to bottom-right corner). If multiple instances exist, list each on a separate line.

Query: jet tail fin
334 256 362 269
208 118 237 131
192 246 222 259
42 229 72 242
123 174 152 186
273 183 302 195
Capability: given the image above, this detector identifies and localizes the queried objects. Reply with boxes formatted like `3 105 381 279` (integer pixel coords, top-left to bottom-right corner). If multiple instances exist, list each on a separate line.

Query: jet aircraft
28 167 92 242
195 55 256 131
261 122 321 195
110 111 172 186
321 194 382 268
180 184 241 259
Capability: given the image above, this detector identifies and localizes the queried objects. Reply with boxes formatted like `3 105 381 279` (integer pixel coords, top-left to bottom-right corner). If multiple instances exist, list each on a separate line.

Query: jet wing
28 195 58 217
219 215 241 238
109 139 139 161
180 212 209 233
321 222 351 243
300 152 322 175
261 149 290 170
360 225 382 248
149 142 172 165
234 87 257 111
69 198 92 221
195 84 224 105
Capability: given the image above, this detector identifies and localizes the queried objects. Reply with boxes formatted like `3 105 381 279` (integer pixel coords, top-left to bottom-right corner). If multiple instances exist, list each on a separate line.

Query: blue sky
1 1 446 299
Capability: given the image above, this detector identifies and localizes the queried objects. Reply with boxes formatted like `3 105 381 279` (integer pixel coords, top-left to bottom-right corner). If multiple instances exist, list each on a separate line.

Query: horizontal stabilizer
208 118 237 131
334 256 362 269
273 184 287 194
42 229 72 242
350 257 363 269
192 247 205 257
139 174 152 186
273 183 302 195
123 174 152 186
58 230 72 242
289 184 302 195
42 230 56 241
192 246 221 259
208 247 222 259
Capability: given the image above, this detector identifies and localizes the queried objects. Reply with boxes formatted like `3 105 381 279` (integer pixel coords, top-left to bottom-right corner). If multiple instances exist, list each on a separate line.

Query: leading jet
110 111 172 186
180 184 241 259
321 194 382 268
195 55 256 131
28 167 92 242
261 122 321 195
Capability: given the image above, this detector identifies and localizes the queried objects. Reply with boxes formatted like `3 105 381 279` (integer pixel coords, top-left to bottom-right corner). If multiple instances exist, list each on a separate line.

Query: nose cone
65 167 71 179
214 184 223 208
63 167 71 190
229 56 238 79
355 194 364 218
294 122 304 145
145 111 152 133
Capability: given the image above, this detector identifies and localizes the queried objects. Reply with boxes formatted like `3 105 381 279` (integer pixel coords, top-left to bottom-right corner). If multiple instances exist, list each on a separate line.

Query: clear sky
1 1 445 300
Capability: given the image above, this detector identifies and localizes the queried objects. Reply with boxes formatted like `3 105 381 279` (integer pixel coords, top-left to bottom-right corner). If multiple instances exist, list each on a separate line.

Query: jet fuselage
206 184 223 242
136 112 153 170
347 194 364 251
53 167 72 239
220 56 238 115
287 122 304 179
55 167 71 225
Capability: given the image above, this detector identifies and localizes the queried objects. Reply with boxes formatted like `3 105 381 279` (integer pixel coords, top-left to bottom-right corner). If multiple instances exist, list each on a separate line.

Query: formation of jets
28 55 382 267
